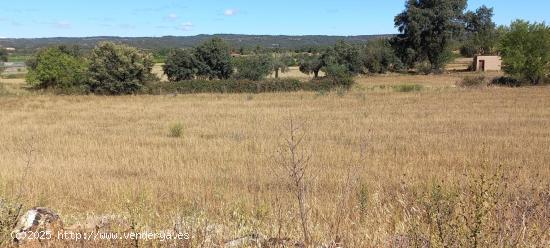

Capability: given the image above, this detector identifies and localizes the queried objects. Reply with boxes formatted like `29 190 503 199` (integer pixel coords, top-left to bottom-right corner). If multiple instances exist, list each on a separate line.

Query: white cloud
167 13 178 21
224 9 238 16
178 22 193 31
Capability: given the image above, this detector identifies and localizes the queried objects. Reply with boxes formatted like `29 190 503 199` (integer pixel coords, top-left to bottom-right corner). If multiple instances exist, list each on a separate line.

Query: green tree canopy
461 5 498 56
327 41 363 75
87 42 156 94
233 54 273 81
194 38 233 80
0 49 8 62
163 49 204 81
499 20 550 84
362 39 403 73
299 54 323 78
26 46 87 89
271 54 292 78
392 0 467 71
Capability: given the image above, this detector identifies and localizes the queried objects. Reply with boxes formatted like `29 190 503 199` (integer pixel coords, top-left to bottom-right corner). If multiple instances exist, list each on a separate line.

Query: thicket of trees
26 42 156 94
0 49 8 74
22 0 550 93
460 6 498 57
499 21 550 84
0 49 7 63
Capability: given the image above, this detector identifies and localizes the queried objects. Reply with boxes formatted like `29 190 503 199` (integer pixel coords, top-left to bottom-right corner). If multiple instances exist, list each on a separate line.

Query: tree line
22 0 550 94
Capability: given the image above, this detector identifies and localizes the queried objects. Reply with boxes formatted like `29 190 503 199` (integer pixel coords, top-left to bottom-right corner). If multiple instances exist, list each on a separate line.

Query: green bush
362 39 403 74
145 77 354 94
168 123 184 138
26 47 87 89
500 20 550 84
87 42 156 95
392 84 423 92
163 49 201 81
233 55 272 81
490 76 522 87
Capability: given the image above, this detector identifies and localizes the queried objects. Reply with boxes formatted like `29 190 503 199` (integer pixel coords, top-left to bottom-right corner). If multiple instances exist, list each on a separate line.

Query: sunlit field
1 69 549 247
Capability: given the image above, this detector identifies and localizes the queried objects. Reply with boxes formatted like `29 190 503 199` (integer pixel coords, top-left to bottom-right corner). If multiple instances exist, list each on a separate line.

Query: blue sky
0 0 549 38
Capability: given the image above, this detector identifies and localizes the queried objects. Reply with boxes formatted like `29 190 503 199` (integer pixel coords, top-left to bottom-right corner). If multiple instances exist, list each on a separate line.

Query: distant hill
0 34 395 53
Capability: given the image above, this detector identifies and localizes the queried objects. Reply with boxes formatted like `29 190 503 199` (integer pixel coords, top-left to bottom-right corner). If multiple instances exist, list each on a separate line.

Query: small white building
473 55 502 72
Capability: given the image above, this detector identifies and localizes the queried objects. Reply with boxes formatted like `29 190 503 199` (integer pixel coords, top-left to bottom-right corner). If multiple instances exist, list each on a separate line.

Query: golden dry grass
1 72 549 247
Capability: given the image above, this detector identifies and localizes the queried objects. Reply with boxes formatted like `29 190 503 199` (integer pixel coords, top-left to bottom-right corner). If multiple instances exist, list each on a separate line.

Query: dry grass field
0 71 549 247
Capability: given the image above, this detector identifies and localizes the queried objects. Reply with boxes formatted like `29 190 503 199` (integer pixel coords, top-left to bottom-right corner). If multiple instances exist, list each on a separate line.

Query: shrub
0 49 7 63
0 198 21 246
323 64 351 79
146 79 302 94
145 77 354 95
87 42 156 95
457 75 487 87
233 55 272 81
308 75 355 91
168 123 184 138
362 39 403 74
26 47 87 89
392 84 423 92
321 41 363 76
163 49 201 81
490 76 522 87
500 20 550 84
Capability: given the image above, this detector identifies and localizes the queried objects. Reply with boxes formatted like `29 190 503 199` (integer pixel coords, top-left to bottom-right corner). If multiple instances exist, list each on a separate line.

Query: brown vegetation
0 71 549 247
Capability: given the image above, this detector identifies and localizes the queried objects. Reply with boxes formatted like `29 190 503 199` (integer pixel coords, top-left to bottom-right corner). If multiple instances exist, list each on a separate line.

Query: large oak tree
392 0 467 71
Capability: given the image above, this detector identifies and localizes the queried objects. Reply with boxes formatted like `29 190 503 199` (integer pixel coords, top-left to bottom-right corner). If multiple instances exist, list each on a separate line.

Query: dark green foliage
26 46 88 89
297 41 363 78
459 43 478 58
233 54 272 81
392 84 423 92
299 54 323 78
499 20 550 84
490 76 522 87
145 77 354 95
362 39 403 73
323 41 363 75
147 79 301 94
0 49 7 62
163 49 201 81
461 6 498 56
0 49 7 74
87 42 156 94
392 0 467 71
194 38 233 80
271 54 292 78
0 34 391 55
322 64 351 79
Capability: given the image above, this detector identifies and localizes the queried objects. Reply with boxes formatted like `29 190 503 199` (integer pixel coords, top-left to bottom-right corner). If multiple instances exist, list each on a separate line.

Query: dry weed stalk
274 117 312 246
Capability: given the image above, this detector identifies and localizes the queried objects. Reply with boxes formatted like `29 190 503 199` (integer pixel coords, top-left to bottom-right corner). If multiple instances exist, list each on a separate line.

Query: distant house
473 55 501 72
